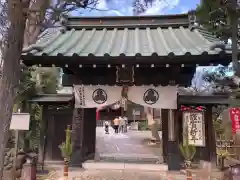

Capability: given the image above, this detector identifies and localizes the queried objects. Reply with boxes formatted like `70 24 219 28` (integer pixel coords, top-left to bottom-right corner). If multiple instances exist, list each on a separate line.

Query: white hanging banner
128 86 177 109
74 85 122 108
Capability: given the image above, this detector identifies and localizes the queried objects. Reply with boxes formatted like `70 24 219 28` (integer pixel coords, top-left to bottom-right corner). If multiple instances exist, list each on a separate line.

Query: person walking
123 116 128 133
104 120 109 134
113 116 120 134
119 116 124 133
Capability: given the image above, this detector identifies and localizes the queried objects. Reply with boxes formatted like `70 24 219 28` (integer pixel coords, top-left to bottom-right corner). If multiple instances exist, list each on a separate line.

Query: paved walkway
46 168 224 180
95 127 162 163
44 128 225 179
46 169 186 180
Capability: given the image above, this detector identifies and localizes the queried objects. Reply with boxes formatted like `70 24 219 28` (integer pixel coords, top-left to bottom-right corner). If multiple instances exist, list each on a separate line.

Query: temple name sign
10 113 30 130
183 111 206 147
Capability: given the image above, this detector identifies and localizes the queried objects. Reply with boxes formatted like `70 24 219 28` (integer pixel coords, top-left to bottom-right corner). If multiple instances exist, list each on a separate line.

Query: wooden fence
216 135 240 163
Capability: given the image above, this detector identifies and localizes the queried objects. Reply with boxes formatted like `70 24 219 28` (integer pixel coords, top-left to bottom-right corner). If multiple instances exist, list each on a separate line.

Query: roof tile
22 26 222 57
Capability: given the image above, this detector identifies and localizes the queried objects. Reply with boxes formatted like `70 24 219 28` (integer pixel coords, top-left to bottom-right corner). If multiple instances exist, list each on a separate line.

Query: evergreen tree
132 0 155 15
0 0 97 177
196 0 239 76
196 0 231 40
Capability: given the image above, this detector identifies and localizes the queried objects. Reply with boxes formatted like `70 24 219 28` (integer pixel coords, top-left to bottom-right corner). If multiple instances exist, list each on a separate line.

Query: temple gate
23 13 232 170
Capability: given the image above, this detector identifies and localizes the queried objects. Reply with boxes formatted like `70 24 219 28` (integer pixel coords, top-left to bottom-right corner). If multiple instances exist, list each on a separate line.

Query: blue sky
71 0 200 16
69 0 234 89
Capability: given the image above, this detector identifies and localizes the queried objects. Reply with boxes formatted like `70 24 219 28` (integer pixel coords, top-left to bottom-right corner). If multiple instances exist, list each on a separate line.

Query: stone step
82 160 168 171
98 153 162 164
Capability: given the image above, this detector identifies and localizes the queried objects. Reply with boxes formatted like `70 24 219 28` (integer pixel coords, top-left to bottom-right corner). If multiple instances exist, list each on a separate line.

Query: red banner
229 108 240 134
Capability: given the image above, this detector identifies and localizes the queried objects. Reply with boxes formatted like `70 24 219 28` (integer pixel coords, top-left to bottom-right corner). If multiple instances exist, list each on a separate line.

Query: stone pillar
71 108 84 167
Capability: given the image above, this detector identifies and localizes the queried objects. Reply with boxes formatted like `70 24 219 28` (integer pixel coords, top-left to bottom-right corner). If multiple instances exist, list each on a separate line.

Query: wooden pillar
38 105 48 166
208 106 216 161
162 108 181 170
71 108 84 167
194 106 213 162
161 109 168 163
204 105 215 161
82 108 96 161
71 108 97 166
167 109 181 171
45 109 54 161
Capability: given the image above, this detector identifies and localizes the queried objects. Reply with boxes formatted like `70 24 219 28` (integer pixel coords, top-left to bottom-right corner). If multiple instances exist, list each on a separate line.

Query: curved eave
21 51 231 67
21 25 230 66
22 49 227 58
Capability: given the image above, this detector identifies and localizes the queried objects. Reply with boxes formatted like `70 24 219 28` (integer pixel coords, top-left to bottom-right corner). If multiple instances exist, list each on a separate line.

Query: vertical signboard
183 111 205 147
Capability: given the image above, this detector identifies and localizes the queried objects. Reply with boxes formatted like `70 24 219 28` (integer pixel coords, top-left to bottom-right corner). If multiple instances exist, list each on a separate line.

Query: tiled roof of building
22 13 227 58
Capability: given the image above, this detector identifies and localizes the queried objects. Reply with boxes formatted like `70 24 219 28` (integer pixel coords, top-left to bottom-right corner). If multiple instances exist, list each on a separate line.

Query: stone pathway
95 127 162 163
47 169 187 180
70 170 171 180
96 127 147 153
46 169 224 180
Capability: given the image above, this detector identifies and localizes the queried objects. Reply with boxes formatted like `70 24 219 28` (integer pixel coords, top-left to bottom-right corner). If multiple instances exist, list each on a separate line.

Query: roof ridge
65 13 190 29
66 13 189 20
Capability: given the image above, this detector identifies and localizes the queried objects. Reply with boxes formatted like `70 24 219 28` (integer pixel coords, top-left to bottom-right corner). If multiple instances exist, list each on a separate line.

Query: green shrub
59 125 72 161
138 120 148 131
179 143 196 161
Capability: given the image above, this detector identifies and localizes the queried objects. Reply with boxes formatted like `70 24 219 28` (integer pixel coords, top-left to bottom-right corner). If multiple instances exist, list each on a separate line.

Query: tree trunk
24 0 49 47
230 1 239 77
0 0 30 178
144 107 160 141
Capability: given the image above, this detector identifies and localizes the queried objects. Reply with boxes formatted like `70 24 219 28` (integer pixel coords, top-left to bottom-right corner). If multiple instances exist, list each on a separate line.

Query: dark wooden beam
66 13 189 29
61 66 195 86
178 94 233 105
21 54 231 67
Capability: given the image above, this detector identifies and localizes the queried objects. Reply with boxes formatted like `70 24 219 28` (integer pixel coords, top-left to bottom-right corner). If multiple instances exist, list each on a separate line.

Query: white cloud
96 0 108 10
94 0 181 16
143 0 180 15
107 10 124 16
180 6 189 13
70 0 182 16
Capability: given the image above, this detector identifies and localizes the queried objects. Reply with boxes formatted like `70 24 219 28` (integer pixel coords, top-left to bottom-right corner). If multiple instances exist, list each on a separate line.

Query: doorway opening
95 100 164 164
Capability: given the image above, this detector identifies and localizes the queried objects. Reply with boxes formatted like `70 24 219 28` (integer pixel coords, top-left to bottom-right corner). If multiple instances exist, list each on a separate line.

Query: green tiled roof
22 15 224 58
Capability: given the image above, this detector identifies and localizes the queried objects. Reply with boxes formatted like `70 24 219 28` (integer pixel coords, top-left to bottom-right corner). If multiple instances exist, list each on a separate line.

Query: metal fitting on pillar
168 109 175 141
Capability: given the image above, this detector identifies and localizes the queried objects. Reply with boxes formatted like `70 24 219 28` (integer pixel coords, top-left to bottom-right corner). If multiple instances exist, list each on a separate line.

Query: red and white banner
229 108 240 134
